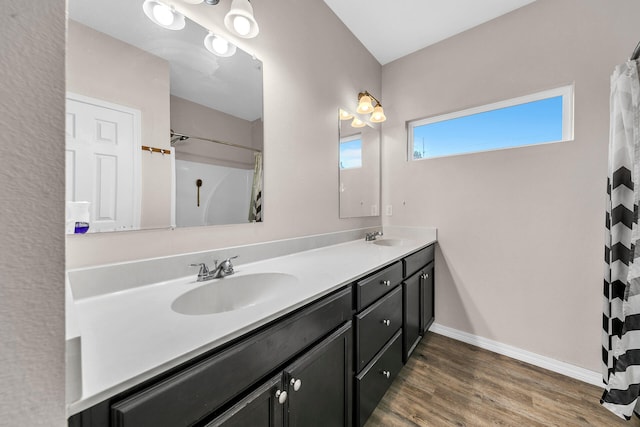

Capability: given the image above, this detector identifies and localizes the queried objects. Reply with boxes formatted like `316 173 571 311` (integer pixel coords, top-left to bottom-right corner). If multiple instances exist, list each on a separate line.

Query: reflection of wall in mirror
339 126 380 218
170 95 263 169
66 20 172 229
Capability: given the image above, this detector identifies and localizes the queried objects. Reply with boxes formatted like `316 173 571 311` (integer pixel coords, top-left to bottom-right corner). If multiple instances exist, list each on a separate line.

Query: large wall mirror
338 110 380 218
66 0 264 234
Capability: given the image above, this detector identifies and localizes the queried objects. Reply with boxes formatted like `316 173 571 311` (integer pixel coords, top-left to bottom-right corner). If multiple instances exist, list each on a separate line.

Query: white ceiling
323 0 536 65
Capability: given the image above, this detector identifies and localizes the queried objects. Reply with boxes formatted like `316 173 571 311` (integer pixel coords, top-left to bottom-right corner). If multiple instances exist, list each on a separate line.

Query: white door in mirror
66 94 140 233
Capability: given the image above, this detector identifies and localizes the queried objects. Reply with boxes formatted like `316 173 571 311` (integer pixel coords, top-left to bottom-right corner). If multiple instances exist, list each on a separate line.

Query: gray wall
0 1 66 426
381 0 640 372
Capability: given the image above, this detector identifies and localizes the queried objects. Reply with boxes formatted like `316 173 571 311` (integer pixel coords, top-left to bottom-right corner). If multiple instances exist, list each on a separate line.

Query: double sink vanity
66 227 437 426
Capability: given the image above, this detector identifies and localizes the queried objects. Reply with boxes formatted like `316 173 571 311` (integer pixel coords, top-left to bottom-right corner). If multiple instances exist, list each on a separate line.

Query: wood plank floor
365 333 640 427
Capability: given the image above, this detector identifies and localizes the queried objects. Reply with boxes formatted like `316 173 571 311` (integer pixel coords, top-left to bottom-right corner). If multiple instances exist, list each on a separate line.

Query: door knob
290 378 302 392
275 389 287 404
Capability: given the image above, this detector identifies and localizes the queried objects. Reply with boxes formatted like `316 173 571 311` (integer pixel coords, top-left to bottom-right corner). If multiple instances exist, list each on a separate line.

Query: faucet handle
189 263 209 277
220 255 239 274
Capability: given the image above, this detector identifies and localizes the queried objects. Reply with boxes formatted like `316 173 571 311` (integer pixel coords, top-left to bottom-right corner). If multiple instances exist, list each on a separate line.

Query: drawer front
403 244 435 278
356 261 403 310
111 287 352 427
355 286 402 372
356 330 403 427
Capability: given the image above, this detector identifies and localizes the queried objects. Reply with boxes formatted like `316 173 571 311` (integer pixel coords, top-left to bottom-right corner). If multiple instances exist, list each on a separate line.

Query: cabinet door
420 262 434 335
206 375 284 427
403 272 421 362
285 322 352 427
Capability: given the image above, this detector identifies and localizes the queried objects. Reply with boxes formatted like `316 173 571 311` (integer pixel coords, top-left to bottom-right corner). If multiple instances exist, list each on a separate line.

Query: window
408 85 574 160
340 134 362 169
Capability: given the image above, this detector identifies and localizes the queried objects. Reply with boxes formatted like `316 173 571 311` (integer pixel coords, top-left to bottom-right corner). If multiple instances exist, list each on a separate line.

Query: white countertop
67 228 436 415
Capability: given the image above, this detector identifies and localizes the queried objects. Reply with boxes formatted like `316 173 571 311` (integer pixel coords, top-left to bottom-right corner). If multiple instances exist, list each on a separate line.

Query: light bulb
339 109 354 120
357 95 374 114
233 15 251 36
351 118 366 128
211 37 229 55
370 105 386 123
153 3 175 26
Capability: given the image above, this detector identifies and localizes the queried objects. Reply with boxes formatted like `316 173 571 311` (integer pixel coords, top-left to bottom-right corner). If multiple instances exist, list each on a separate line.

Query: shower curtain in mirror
248 152 263 222
602 59 640 420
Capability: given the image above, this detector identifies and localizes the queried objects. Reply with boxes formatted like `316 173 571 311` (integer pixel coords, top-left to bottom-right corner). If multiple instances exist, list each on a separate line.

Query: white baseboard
429 323 603 388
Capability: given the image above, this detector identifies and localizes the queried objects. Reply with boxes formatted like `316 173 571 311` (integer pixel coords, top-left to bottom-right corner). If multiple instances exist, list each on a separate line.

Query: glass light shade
224 0 260 38
356 95 374 114
370 105 386 123
143 0 186 30
204 33 237 57
339 109 354 120
351 118 366 128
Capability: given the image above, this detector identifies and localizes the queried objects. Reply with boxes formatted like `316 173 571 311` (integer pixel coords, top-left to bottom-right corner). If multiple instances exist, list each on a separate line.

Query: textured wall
381 0 640 372
66 0 382 269
0 2 66 425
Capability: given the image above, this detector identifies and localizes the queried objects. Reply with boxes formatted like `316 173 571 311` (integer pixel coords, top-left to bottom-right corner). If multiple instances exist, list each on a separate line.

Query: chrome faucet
190 256 238 281
365 231 383 241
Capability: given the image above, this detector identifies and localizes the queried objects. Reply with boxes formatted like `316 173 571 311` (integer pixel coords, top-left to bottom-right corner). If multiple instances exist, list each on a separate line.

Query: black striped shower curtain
602 60 640 419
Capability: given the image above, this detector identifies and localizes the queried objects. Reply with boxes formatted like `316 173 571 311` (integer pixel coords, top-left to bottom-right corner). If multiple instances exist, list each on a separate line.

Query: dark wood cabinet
420 262 434 335
403 271 421 363
401 245 435 361
285 322 352 427
209 322 352 427
205 375 284 427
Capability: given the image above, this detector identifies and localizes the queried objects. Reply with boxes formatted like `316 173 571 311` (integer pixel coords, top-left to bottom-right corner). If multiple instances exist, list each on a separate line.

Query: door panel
65 94 140 232
285 322 352 427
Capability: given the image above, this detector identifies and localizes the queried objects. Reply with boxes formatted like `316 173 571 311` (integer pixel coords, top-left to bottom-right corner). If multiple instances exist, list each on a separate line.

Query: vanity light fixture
224 0 260 38
143 0 186 30
204 32 237 57
357 91 387 123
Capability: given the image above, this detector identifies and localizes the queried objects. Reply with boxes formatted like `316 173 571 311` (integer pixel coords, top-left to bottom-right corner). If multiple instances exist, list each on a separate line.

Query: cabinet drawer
355 286 402 372
355 330 403 427
403 244 434 278
110 287 352 427
355 261 403 310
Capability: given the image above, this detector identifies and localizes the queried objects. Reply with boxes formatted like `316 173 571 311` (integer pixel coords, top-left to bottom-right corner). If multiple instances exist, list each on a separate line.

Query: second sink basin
373 238 407 247
172 273 299 315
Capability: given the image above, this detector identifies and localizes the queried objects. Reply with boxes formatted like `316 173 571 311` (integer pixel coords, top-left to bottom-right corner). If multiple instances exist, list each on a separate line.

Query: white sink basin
172 273 299 315
373 238 407 247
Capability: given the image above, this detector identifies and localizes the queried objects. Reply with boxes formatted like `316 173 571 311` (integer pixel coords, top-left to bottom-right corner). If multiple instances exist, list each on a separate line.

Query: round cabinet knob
382 370 391 379
382 280 391 287
382 319 391 326
290 378 302 392
421 274 427 280
275 390 287 404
